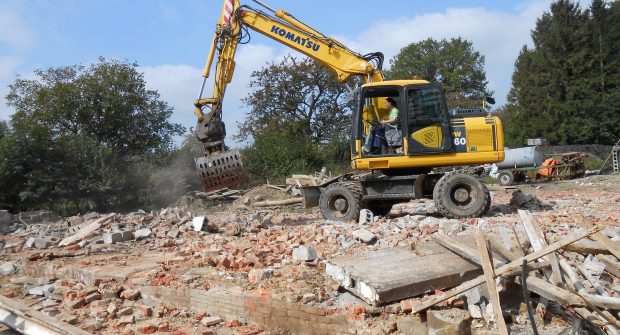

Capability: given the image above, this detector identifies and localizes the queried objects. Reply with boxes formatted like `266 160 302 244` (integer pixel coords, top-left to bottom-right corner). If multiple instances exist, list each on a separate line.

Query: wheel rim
327 194 350 218
449 182 477 209
499 174 511 185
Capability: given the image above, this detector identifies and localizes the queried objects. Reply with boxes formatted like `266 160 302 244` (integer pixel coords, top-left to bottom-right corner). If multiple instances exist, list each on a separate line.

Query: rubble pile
0 174 619 334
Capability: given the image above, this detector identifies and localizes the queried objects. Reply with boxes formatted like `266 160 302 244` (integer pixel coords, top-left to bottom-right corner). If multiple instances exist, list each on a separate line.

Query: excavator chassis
301 170 490 222
195 149 248 192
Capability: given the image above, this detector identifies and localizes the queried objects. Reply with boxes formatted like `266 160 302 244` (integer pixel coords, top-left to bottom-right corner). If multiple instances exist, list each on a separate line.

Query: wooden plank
253 197 302 207
488 238 584 307
581 222 620 260
518 209 562 285
596 255 620 279
58 213 116 247
558 255 620 311
561 239 611 255
411 223 604 314
0 295 92 335
576 264 608 296
433 235 506 268
475 232 509 335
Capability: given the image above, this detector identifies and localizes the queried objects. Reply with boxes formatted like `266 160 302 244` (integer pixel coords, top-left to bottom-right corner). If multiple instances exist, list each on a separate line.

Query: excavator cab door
404 85 453 155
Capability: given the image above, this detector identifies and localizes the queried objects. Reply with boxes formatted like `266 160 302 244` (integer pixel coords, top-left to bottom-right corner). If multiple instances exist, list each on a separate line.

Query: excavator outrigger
193 0 505 221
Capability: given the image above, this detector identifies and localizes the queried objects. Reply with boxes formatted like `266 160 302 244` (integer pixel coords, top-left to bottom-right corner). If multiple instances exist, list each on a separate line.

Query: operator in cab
381 97 403 153
380 97 399 126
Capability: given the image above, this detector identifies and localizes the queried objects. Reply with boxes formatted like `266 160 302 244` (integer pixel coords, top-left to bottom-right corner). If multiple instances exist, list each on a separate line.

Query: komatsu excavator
193 0 505 221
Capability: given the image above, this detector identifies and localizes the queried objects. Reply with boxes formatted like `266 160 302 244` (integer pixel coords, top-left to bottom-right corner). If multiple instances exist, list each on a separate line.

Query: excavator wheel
319 182 363 222
433 172 490 218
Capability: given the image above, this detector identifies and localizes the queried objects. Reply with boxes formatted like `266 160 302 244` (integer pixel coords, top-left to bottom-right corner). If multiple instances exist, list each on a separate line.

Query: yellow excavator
193 0 505 221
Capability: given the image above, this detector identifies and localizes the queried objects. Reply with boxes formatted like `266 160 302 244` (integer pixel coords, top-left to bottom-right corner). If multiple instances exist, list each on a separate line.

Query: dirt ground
0 174 619 334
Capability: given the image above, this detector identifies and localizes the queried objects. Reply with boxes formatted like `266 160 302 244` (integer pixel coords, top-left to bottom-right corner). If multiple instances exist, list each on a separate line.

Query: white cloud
141 44 284 144
0 2 34 51
332 0 567 105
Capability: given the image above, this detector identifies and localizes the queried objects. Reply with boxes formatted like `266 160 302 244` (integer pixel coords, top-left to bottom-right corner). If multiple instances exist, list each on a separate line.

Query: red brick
225 320 240 327
139 324 157 334
157 322 170 332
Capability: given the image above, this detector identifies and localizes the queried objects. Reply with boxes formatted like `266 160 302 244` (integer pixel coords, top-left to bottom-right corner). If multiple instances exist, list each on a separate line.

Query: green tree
1 58 184 214
243 129 324 183
237 56 352 144
503 0 620 146
386 37 491 108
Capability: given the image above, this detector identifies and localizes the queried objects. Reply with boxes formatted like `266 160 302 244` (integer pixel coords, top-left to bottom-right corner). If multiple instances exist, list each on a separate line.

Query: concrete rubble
0 174 618 334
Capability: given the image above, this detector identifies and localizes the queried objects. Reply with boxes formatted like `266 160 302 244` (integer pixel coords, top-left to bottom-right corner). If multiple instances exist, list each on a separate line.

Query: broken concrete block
352 228 376 243
359 209 374 225
28 284 54 296
292 245 317 262
67 298 85 309
120 289 140 300
120 230 134 241
468 304 483 319
103 232 122 244
192 216 207 232
427 308 471 335
134 228 152 239
166 228 180 238
24 238 34 248
439 220 462 236
201 316 223 326
0 262 16 276
248 268 273 283
118 315 134 324
396 317 427 335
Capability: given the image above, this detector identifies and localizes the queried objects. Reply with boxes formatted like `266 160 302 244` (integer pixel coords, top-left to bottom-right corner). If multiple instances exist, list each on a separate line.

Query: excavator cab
355 81 454 162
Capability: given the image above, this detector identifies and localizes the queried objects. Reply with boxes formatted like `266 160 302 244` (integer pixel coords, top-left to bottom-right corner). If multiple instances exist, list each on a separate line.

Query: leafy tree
237 56 352 144
386 38 491 108
503 0 620 146
1 58 184 214
0 121 7 140
243 128 324 183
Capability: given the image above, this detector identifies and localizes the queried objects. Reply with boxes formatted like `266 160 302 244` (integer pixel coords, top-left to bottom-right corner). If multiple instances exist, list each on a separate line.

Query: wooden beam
411 223 604 314
253 197 302 207
558 255 620 311
518 209 562 285
581 222 620 260
58 213 116 247
475 232 509 335
433 235 506 267
0 295 91 335
596 255 620 279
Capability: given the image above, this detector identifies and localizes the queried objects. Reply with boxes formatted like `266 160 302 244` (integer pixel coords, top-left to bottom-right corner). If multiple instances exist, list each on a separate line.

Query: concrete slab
325 242 481 305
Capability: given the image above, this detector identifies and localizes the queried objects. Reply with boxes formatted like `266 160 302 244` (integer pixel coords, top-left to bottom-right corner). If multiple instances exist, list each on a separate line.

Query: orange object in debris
538 158 562 177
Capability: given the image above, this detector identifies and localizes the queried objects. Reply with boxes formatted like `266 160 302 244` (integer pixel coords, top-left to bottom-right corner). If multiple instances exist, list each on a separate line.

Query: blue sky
0 0 588 144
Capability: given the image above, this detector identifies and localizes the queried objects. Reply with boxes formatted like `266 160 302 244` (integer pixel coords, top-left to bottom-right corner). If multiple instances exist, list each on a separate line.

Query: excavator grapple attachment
195 149 248 192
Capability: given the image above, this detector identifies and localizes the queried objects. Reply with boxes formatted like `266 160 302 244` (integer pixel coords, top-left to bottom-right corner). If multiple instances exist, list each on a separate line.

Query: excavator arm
193 0 384 192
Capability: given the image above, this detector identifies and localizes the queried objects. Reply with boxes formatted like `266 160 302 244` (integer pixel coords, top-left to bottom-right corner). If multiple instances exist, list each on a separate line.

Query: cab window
407 88 443 119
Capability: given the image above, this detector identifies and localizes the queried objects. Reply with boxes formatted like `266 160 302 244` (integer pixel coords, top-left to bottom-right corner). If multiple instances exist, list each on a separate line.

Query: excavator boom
193 0 384 192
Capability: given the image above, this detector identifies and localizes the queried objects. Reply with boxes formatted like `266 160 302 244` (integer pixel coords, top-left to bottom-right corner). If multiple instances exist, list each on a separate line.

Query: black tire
433 172 491 218
319 182 363 222
366 201 395 217
498 171 514 186
481 187 491 215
